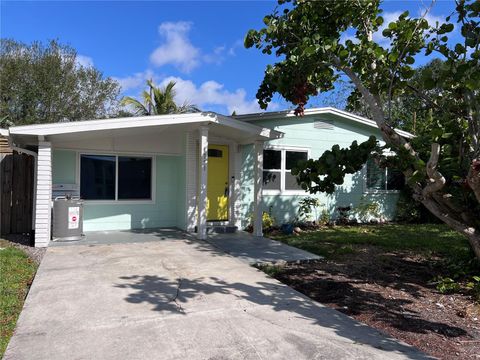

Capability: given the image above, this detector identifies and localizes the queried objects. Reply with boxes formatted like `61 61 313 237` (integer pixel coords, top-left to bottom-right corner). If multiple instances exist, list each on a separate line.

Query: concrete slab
207 231 322 264
5 234 430 360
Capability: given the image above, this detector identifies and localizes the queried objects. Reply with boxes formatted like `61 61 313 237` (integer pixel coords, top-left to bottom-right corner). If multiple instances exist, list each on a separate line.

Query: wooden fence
1 151 34 235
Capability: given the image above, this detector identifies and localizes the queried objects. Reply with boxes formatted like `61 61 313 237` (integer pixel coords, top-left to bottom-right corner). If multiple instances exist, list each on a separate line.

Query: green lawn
271 224 473 260
0 240 38 357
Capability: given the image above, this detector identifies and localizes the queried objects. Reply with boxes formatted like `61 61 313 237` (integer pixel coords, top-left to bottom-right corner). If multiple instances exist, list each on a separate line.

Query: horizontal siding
34 142 52 247
52 149 184 232
239 114 399 228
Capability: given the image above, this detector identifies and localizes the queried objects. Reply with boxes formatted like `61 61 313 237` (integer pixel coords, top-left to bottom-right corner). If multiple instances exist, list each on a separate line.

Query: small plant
355 197 381 223
298 196 322 222
466 276 480 301
261 211 275 228
434 276 461 293
248 206 276 231
336 206 352 224
318 209 330 226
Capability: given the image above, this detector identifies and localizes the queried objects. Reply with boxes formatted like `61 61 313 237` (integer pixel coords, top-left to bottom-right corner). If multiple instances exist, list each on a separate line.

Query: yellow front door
207 144 229 221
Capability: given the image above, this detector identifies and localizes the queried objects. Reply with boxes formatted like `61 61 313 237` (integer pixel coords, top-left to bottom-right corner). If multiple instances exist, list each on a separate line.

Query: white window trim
362 162 402 195
262 145 310 196
76 151 156 205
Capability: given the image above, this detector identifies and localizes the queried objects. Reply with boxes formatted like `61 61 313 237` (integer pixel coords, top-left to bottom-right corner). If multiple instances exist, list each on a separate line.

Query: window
80 154 153 201
263 148 308 193
263 150 281 190
118 157 152 200
80 155 116 200
366 158 404 191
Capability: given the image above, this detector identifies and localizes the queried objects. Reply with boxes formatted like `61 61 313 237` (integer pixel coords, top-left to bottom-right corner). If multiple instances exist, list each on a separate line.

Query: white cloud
375 10 451 47
424 13 447 28
149 21 201 73
228 39 244 56
113 70 157 92
75 54 94 68
203 46 227 65
160 76 279 115
374 11 403 45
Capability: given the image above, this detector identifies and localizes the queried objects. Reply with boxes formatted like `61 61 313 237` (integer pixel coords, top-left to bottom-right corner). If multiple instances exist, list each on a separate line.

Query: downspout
9 136 38 245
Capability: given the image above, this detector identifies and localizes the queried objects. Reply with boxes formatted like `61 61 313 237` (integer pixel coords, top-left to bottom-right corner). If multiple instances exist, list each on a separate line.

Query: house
3 107 412 247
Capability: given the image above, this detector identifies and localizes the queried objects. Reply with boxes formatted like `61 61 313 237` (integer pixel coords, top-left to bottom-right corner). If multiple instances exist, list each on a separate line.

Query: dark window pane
285 172 303 190
80 155 115 200
286 151 308 170
263 171 281 190
118 157 152 200
387 168 404 190
263 150 281 170
208 149 223 158
366 158 386 190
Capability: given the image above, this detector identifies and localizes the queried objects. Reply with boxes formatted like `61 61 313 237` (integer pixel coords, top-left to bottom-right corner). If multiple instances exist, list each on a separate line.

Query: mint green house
5 107 411 247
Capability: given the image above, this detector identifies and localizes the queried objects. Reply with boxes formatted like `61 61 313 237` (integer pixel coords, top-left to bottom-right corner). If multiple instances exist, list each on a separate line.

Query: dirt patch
265 246 480 359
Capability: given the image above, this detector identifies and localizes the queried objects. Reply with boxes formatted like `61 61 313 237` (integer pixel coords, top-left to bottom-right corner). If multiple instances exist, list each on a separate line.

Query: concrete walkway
5 233 429 359
207 231 321 264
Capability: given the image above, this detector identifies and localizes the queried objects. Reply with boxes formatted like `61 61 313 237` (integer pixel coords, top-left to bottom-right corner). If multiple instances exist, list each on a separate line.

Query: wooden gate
1 151 35 235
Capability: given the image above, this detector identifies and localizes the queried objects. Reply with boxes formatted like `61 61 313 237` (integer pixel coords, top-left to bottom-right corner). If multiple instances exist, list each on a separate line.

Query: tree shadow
272 251 468 339
115 272 440 359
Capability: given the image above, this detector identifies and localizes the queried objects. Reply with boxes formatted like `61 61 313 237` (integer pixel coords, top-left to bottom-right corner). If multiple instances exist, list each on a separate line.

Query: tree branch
422 143 447 198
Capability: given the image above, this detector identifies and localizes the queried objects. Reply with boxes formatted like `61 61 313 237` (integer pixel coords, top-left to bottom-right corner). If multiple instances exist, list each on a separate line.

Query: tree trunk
421 197 480 259
467 158 480 203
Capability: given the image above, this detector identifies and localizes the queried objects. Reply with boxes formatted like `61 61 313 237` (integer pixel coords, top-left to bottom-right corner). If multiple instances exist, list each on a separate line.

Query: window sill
262 190 309 196
363 189 401 195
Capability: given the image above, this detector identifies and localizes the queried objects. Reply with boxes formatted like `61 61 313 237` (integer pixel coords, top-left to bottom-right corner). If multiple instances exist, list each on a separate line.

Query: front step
207 225 238 234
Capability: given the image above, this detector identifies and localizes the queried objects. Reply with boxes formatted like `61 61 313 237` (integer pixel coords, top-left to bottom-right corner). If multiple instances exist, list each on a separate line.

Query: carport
6 112 283 247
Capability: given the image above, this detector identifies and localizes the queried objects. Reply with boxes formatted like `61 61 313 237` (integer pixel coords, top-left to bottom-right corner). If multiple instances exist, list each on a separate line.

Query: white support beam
197 126 209 240
253 140 264 237
34 141 52 247
186 132 197 232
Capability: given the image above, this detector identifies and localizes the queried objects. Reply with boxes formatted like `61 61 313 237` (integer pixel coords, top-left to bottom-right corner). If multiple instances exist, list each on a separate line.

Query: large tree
0 39 121 126
120 80 200 116
245 0 480 258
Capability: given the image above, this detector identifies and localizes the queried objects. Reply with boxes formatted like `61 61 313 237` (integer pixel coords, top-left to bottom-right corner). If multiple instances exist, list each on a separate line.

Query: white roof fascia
215 113 283 140
235 107 414 139
8 112 283 140
9 113 212 136
0 129 9 137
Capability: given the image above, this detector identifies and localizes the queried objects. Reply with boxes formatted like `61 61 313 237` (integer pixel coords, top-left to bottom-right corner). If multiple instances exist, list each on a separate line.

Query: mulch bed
268 247 480 359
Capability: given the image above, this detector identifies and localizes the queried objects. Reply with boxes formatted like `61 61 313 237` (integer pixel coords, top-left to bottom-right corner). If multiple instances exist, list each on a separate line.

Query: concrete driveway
4 233 429 359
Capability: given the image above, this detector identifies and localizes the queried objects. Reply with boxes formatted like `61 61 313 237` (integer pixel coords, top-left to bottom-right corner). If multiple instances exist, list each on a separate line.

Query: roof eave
235 107 414 139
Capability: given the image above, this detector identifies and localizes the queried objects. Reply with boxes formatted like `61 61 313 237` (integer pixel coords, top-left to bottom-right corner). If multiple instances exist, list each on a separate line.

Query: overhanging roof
8 112 283 144
234 107 414 139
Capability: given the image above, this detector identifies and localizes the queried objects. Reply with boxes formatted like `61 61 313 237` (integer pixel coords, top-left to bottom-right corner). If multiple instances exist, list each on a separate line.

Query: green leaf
388 52 398 63
304 45 317 55
388 22 397 30
455 43 465 54
338 49 349 59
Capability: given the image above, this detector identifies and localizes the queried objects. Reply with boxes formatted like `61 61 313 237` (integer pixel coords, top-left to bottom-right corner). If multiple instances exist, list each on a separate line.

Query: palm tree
120 80 200 116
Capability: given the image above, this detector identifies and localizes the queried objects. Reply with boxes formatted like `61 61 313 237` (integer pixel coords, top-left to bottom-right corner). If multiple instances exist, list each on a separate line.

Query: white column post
185 132 198 232
34 141 52 247
197 126 209 240
253 140 264 237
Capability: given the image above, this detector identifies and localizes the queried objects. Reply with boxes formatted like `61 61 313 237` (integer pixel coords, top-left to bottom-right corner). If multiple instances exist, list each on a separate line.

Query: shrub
298 197 322 222
355 197 381 223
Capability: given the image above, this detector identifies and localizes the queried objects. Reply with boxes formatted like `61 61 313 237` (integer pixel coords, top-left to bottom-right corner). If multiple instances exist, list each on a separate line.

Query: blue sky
1 1 458 115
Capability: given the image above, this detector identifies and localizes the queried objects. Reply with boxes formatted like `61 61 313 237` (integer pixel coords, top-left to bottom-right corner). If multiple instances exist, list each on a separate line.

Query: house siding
239 114 399 228
52 149 185 231
34 142 52 247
